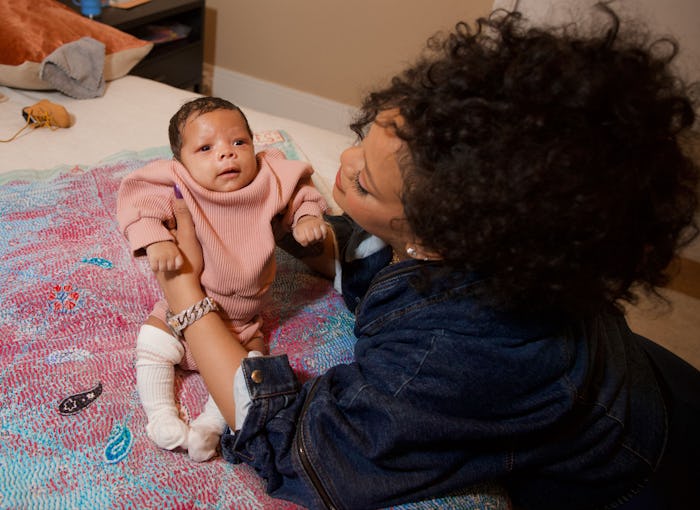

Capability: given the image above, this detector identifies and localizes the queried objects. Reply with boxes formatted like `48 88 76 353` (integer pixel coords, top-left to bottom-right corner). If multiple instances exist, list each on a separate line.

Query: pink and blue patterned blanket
0 131 508 509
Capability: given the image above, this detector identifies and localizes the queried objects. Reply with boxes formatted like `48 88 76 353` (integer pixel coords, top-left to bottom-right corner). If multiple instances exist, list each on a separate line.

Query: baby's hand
145 240 183 272
292 216 327 247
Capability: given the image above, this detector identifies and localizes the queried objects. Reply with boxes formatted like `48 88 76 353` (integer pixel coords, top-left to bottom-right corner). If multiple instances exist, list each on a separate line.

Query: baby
117 97 327 461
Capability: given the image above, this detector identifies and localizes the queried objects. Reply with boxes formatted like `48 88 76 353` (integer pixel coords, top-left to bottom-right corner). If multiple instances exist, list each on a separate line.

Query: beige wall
203 0 493 107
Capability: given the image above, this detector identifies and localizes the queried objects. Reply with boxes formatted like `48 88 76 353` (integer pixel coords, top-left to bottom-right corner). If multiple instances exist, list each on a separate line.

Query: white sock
188 394 227 462
135 325 189 450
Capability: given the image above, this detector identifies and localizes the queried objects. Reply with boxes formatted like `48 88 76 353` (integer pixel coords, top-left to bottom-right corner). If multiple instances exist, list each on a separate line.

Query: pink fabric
117 149 328 349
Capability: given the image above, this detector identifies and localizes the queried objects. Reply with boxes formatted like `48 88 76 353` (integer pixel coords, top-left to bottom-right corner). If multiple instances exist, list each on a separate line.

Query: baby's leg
135 321 189 450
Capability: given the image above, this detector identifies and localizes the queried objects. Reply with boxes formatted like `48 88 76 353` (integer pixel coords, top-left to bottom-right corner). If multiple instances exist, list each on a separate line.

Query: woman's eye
352 172 369 195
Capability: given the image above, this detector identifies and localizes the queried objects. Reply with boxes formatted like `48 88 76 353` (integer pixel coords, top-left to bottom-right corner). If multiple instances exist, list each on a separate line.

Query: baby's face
179 109 257 192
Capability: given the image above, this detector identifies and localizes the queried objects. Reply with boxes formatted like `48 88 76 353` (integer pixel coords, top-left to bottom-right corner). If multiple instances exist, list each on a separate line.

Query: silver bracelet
166 297 219 337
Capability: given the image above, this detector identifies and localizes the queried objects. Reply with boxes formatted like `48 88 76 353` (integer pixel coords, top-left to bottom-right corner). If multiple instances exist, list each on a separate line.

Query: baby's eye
233 139 246 146
199 145 211 152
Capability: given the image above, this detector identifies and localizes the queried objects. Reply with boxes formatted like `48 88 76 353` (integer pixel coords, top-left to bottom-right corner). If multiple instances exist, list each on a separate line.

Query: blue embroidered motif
82 257 113 269
104 423 133 464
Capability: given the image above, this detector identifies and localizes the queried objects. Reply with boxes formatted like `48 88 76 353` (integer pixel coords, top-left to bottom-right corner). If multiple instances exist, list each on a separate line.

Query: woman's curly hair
351 3 699 316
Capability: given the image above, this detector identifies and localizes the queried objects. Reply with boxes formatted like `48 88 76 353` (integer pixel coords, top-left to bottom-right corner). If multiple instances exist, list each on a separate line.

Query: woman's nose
340 145 362 174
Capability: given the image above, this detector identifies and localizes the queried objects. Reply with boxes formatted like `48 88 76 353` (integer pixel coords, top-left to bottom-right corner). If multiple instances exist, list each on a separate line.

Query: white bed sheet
0 76 352 211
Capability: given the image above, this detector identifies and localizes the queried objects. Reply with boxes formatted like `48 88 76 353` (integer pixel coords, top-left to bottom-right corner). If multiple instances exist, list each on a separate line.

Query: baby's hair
169 96 253 161
353 3 699 316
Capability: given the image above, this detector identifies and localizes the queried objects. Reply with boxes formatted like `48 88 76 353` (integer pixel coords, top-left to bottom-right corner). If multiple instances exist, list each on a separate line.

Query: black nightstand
59 0 205 91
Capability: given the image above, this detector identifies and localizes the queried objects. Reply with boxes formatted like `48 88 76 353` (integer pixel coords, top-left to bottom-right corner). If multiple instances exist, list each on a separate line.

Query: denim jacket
221 219 666 510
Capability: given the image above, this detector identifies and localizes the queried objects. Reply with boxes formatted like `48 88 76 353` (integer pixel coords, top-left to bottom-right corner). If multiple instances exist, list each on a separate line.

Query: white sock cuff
136 324 184 365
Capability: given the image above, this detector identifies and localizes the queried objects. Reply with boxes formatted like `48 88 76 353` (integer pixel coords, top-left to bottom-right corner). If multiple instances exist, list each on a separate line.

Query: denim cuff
241 354 299 400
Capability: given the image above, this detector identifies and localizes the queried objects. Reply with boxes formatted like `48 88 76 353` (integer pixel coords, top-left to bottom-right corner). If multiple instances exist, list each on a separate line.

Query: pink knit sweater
117 149 327 328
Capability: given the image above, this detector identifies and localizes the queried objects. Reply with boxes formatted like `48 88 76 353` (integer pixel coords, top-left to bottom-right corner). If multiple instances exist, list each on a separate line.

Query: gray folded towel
40 37 106 99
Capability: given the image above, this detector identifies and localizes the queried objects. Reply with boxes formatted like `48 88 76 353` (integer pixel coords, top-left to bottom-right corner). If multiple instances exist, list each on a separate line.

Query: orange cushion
0 0 152 90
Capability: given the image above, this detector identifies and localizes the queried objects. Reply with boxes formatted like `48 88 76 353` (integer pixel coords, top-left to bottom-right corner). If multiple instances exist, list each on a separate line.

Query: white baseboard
208 64 357 136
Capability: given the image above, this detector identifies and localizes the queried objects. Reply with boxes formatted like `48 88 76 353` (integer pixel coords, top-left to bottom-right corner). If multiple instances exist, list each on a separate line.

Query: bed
0 76 510 509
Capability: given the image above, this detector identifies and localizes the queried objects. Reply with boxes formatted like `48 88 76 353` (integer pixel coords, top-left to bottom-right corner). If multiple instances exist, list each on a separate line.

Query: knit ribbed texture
135 324 184 366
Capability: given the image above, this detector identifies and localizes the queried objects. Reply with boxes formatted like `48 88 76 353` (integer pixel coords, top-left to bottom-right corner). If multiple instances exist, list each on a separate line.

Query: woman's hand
155 186 205 313
168 185 203 277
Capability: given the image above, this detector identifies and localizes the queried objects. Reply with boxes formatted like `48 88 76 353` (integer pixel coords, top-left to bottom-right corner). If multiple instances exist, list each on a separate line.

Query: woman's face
332 110 413 250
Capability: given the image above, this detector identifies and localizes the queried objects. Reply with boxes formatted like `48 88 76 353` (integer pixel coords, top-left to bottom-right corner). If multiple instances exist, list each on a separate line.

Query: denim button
251 370 264 384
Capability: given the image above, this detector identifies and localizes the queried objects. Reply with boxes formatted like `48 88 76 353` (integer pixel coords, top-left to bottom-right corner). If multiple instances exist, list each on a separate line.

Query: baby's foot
187 418 224 462
145 410 189 450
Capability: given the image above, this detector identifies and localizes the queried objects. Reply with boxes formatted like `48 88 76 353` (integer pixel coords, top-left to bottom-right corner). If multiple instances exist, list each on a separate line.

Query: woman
154 6 699 510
